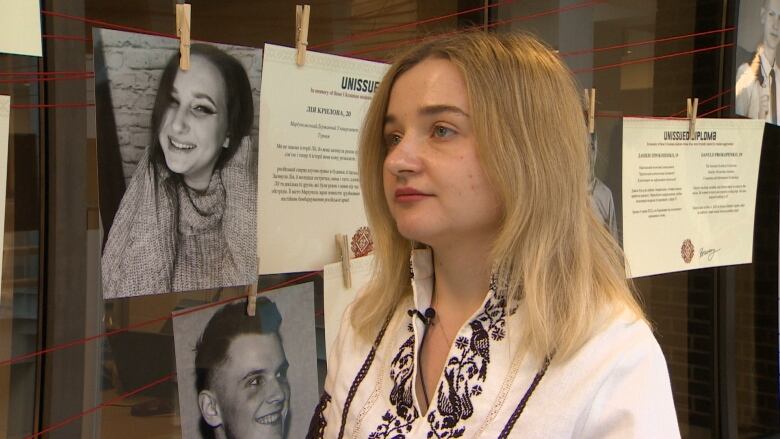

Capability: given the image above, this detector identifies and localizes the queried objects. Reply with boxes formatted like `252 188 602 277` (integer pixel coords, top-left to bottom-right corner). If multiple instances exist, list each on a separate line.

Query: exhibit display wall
0 0 777 438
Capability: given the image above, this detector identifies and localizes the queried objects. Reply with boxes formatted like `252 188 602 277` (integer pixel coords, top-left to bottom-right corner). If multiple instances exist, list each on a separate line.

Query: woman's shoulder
582 307 661 363
547 306 668 399
526 308 679 437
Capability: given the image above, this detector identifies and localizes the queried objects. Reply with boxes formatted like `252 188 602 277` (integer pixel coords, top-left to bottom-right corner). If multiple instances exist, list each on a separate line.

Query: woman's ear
198 390 224 427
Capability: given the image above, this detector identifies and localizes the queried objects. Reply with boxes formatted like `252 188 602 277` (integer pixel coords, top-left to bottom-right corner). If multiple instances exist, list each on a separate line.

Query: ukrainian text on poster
258 44 387 274
622 118 764 278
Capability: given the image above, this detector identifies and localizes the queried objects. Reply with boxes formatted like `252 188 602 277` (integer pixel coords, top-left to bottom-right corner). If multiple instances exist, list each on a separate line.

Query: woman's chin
162 158 186 175
395 225 435 246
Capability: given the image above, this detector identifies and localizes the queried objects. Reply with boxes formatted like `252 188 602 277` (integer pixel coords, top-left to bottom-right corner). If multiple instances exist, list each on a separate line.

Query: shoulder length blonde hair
353 32 643 362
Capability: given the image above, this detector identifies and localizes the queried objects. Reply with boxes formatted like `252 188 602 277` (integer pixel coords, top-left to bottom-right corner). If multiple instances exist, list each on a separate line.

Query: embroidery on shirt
307 391 332 438
337 315 393 439
426 284 507 438
498 357 551 438
370 325 418 438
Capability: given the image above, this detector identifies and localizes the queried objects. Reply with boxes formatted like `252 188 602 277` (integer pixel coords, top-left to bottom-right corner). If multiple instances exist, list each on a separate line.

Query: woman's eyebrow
384 104 470 126
192 92 217 107
418 104 470 118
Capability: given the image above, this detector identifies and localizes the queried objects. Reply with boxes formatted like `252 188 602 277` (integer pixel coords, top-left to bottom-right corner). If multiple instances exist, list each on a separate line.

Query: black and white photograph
589 132 620 242
94 28 262 298
173 283 319 439
735 0 780 123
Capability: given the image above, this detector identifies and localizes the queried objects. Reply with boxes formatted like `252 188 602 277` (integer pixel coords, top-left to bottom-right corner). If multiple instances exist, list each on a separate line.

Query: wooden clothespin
295 5 311 66
335 234 352 288
687 98 699 140
584 88 596 134
246 281 259 316
246 257 260 316
176 2 191 70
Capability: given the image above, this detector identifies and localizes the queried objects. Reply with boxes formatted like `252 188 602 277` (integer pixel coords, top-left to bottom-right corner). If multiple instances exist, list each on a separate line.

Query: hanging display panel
173 282 319 439
622 117 764 277
94 29 261 298
257 44 387 274
0 0 42 57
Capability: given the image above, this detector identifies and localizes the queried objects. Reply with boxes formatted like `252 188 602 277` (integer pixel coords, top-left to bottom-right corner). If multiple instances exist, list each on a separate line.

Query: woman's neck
429 237 494 323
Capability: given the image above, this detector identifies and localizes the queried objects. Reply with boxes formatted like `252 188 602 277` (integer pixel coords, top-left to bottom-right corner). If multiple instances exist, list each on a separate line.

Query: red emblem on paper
680 239 695 263
351 226 373 257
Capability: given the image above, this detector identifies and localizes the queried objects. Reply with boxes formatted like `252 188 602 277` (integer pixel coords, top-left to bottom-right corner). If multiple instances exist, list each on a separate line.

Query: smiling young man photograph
174 283 319 439
195 299 290 439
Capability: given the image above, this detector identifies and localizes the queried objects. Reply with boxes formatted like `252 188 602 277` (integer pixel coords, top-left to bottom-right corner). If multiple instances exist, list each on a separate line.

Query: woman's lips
394 188 432 202
169 137 196 150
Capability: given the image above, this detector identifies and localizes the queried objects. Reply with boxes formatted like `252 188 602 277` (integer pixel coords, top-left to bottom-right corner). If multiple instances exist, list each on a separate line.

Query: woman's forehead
387 58 469 117
172 54 227 102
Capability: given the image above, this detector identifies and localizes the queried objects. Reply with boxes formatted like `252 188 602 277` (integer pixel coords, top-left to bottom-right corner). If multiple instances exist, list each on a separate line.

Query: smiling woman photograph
97 31 259 298
310 32 679 438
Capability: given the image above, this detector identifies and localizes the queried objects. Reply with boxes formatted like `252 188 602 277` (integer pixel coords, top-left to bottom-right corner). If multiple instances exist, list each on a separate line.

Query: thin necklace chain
431 293 454 346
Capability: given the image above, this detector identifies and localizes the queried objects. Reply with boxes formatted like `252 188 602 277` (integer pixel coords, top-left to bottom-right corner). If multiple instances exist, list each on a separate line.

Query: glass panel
495 0 723 435
7 0 776 437
735 123 780 437
0 53 42 438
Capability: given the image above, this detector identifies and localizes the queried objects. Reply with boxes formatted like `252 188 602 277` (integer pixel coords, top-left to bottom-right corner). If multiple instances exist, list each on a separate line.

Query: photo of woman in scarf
102 43 257 298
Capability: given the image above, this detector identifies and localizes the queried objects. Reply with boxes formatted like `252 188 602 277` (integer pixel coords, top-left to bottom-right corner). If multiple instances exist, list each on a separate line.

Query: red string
309 0 517 50
41 9 176 40
10 103 95 109
698 104 731 118
616 114 685 120
560 26 735 58
669 88 733 117
0 271 321 368
573 42 733 73
0 75 94 84
43 34 92 42
340 0 605 57
24 373 174 439
595 89 734 119
0 71 93 77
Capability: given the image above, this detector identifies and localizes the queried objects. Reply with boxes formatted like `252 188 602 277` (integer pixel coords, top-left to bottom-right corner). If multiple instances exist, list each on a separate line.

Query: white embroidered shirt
310 249 680 438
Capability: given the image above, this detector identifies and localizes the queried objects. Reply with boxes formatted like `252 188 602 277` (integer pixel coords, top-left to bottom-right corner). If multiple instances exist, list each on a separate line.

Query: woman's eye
433 126 454 138
192 105 216 116
169 96 180 108
248 376 264 387
385 133 402 147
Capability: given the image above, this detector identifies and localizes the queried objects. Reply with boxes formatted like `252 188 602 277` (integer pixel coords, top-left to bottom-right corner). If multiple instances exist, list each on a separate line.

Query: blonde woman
309 33 679 438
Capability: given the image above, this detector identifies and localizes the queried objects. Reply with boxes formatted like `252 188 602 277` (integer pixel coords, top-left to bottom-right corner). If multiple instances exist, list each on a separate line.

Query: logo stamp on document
351 226 373 257
680 239 695 263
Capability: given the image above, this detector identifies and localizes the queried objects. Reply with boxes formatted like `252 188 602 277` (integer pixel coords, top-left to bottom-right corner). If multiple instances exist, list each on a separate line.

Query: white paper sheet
622 118 765 278
323 255 374 357
0 0 42 57
257 44 388 274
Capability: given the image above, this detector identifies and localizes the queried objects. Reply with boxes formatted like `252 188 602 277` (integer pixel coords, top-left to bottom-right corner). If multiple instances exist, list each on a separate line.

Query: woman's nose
384 134 422 176
171 106 189 134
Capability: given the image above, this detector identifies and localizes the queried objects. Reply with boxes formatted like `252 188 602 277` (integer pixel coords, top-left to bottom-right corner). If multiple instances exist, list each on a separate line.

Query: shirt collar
760 52 776 73
408 247 505 315
410 247 434 312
